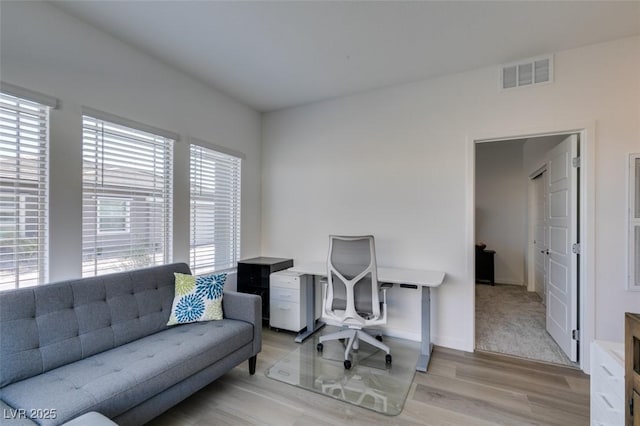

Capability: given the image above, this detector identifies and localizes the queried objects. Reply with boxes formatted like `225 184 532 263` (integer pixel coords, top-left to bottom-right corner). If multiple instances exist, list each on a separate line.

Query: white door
533 171 547 302
545 134 579 362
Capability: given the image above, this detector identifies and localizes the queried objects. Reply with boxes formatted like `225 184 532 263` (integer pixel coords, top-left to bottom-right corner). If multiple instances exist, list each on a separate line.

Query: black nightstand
237 257 293 321
475 244 495 285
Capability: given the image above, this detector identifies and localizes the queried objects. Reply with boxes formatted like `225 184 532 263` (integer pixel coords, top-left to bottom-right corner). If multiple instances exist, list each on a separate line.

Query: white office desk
288 262 446 372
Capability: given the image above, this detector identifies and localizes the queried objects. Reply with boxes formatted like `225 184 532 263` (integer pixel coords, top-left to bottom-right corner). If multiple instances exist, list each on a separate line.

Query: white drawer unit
269 270 321 332
591 340 625 426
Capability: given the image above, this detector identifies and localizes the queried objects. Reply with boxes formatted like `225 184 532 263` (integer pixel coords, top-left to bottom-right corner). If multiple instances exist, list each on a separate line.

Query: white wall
475 140 526 285
262 35 640 350
523 135 566 177
0 1 262 282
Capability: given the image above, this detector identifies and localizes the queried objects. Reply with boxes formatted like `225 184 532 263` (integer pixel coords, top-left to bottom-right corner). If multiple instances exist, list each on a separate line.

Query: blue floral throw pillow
167 272 227 325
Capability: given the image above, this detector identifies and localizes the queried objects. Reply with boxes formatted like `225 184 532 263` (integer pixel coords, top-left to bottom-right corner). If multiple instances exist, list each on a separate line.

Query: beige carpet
475 283 577 367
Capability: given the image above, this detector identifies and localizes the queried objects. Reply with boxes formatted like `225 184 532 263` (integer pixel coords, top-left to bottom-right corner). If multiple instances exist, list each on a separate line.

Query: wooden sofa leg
249 355 257 375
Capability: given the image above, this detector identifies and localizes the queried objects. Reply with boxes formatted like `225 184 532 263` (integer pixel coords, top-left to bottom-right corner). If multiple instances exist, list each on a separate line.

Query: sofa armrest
222 291 262 356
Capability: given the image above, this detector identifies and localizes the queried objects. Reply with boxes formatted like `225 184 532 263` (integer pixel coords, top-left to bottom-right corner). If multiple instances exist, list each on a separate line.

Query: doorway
474 133 580 367
530 169 547 302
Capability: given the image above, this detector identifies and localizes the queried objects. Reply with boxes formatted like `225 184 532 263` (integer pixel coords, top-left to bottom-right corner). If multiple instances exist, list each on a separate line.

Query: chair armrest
222 291 262 356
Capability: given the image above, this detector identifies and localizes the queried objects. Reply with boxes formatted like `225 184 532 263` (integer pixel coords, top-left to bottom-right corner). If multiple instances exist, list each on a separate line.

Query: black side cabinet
237 257 293 321
475 244 495 285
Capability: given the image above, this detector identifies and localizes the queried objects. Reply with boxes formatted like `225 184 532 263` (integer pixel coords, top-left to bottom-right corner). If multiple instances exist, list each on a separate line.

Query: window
190 143 241 275
82 110 175 277
0 91 51 290
630 153 640 290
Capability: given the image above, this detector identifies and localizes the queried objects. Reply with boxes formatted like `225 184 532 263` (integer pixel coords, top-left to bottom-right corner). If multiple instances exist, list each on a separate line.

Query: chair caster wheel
375 335 383 342
317 343 323 352
385 354 392 365
344 359 352 369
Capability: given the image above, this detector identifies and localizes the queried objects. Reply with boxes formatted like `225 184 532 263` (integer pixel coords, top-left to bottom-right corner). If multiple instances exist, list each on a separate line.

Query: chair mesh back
329 236 375 315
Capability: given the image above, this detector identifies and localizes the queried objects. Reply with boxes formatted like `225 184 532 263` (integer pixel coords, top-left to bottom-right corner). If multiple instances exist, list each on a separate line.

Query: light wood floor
150 328 590 426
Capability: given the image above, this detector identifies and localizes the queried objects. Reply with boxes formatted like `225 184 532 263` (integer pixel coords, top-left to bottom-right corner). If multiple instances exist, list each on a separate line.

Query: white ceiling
52 1 640 112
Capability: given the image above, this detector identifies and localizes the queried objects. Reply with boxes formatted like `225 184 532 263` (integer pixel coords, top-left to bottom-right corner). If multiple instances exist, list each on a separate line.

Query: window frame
0 89 53 290
629 153 640 291
81 110 176 278
189 142 242 276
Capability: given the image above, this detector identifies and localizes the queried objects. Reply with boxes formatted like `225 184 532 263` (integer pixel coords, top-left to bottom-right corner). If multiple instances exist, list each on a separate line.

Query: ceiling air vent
501 55 553 90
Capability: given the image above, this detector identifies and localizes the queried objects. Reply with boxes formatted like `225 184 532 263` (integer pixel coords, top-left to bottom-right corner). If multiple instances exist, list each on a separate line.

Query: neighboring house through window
97 197 131 234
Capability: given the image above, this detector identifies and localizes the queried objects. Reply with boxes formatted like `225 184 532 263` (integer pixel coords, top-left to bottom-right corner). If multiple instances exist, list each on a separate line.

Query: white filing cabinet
591 340 625 426
269 270 321 332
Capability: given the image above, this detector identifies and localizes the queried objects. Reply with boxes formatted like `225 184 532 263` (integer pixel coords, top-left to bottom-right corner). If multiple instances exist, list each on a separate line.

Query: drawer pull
600 364 614 377
278 306 291 311
599 393 614 410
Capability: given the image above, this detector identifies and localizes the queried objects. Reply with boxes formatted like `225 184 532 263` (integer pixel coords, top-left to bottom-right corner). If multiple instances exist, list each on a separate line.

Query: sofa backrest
0 262 190 388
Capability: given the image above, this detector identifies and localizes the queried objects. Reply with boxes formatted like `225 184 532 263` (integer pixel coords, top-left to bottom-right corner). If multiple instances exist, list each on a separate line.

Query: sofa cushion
62 411 118 426
0 263 191 387
167 272 227 325
1 319 253 426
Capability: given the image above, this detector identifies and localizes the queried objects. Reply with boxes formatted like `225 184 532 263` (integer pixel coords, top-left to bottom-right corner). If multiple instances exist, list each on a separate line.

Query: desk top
238 257 293 266
289 262 445 288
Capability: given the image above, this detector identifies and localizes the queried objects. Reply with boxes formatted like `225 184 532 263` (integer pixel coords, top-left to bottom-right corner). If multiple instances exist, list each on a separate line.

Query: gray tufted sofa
0 263 262 425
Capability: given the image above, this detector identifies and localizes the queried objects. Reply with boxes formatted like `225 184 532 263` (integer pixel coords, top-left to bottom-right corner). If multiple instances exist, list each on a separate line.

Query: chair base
318 328 391 368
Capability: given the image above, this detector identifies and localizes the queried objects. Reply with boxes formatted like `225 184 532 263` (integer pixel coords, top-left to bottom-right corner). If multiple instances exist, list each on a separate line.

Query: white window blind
190 144 241 275
82 114 174 277
0 92 49 290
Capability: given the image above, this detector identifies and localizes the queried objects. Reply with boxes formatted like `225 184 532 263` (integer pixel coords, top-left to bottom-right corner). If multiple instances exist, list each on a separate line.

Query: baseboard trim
434 334 471 352
494 278 524 286
379 327 421 342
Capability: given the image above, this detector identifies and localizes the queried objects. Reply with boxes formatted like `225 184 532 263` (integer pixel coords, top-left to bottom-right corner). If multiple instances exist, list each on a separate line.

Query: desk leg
295 275 325 343
416 287 432 372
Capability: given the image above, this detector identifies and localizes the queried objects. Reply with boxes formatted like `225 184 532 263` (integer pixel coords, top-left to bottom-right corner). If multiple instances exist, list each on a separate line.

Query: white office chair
316 235 392 369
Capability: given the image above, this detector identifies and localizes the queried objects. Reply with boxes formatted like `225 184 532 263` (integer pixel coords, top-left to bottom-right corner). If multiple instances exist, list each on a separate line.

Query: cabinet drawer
593 361 625 402
270 299 303 331
592 341 624 375
271 286 300 302
592 343 625 402
270 274 300 289
592 391 624 426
